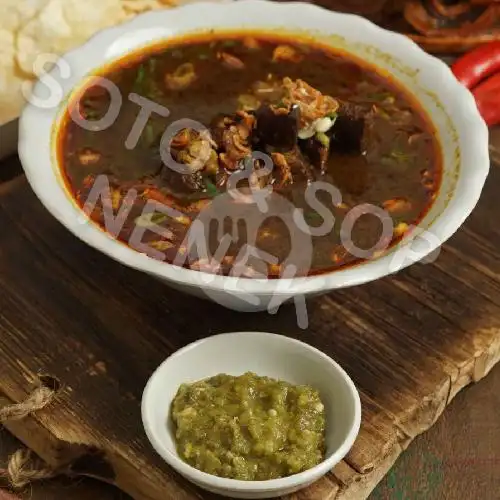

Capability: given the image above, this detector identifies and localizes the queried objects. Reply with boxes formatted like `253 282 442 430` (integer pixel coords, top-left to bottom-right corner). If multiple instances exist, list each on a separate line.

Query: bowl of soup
18 0 489 311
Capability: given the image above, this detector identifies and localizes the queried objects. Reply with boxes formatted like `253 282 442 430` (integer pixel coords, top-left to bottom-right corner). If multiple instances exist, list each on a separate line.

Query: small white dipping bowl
141 332 361 499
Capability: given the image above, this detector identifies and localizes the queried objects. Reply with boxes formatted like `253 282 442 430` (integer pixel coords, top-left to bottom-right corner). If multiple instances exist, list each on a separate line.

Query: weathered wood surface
3 361 500 500
1 129 500 499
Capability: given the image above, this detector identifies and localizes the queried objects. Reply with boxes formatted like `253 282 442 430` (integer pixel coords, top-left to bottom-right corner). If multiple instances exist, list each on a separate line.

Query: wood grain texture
2 363 499 500
0 132 499 500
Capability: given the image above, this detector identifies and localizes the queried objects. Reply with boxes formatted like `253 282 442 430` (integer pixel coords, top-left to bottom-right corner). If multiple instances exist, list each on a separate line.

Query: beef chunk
330 102 366 154
253 104 300 152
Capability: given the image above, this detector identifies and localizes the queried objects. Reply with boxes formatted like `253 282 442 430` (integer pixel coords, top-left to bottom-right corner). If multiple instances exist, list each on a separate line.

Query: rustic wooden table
2 0 500 494
1 362 499 499
1 126 500 498
1 114 499 500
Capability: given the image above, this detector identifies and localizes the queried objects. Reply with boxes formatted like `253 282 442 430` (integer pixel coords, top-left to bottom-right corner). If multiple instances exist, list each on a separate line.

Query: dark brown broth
58 33 442 278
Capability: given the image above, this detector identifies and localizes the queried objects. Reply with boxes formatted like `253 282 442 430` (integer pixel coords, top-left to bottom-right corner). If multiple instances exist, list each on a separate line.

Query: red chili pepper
473 95 500 126
451 41 500 89
472 72 500 126
472 71 500 96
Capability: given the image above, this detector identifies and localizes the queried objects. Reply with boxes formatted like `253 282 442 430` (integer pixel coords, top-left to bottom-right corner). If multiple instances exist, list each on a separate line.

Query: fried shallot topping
171 128 218 174
212 111 256 171
281 78 339 128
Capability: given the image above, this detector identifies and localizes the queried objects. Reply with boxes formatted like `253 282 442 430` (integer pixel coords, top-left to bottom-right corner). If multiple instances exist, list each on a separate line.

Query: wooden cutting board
0 144 499 500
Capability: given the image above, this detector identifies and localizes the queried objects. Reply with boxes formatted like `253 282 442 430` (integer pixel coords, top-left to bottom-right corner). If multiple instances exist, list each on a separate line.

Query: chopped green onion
316 116 334 133
327 111 338 121
221 40 237 48
135 65 146 85
151 212 167 223
375 107 391 120
204 179 219 197
298 126 315 140
368 92 392 102
304 211 323 223
315 131 330 147
148 83 163 100
82 105 100 120
148 58 157 74
390 150 411 162
135 211 167 227
144 123 155 145
238 93 260 110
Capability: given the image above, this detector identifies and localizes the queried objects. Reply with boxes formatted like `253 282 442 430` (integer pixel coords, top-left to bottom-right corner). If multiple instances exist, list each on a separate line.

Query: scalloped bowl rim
18 0 490 296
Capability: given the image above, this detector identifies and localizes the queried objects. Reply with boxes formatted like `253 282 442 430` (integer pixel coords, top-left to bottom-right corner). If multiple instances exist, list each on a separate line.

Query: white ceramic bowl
141 332 361 499
18 0 490 312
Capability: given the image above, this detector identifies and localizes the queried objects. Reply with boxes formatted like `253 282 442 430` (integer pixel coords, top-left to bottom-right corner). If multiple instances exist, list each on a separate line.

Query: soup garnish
171 372 326 480
58 33 442 278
